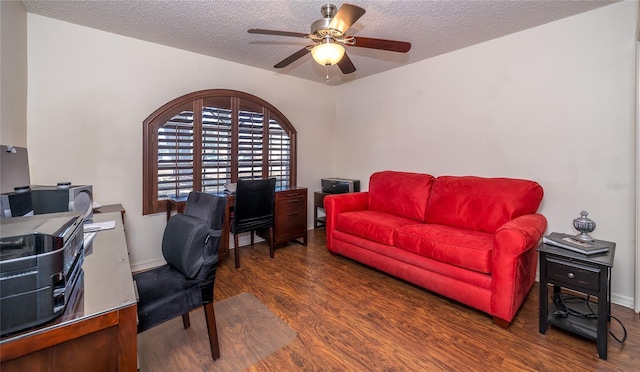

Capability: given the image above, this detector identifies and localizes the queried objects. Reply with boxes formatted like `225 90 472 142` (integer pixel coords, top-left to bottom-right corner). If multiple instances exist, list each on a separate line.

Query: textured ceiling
22 0 617 86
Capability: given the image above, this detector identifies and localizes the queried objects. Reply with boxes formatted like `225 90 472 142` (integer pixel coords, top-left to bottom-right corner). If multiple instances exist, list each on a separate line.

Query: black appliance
1 184 93 222
0 211 84 335
321 178 360 194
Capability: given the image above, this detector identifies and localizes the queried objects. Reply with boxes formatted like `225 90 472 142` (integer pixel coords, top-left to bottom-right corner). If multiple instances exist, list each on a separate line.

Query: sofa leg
493 317 510 328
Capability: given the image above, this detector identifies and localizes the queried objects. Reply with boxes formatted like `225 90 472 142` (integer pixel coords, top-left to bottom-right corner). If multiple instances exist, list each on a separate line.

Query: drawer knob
567 272 575 279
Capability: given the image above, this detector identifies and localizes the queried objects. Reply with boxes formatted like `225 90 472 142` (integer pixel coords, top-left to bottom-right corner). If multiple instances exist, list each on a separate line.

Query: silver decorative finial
573 210 596 242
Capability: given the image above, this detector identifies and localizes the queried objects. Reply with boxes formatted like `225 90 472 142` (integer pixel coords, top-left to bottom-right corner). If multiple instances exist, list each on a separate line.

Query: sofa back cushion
369 171 435 222
425 176 544 233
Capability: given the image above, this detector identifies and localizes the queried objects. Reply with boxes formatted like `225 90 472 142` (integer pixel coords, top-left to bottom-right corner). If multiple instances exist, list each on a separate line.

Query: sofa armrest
495 214 548 256
491 213 547 323
324 192 369 250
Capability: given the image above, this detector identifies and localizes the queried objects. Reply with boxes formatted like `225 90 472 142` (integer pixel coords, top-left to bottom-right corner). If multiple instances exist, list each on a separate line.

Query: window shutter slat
202 107 232 193
157 110 194 199
145 91 296 215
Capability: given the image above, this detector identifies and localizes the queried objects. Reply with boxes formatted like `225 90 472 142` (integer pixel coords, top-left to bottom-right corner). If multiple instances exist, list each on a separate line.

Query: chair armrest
491 213 547 323
324 192 369 250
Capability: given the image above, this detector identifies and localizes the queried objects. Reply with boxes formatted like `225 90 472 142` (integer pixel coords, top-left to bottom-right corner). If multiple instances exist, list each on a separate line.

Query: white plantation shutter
268 118 291 189
157 111 194 199
237 109 264 180
143 90 297 215
202 105 232 194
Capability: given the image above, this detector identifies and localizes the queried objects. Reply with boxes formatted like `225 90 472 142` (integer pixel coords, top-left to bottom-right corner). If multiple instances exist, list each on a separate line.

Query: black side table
538 239 616 359
313 191 330 229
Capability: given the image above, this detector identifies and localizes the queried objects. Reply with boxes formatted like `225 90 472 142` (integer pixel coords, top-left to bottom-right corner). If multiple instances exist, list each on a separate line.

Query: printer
321 178 361 194
0 211 84 335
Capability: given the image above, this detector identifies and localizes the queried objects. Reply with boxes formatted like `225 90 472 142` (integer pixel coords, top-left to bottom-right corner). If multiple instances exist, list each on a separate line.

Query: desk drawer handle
287 199 300 203
287 212 299 216
567 272 575 279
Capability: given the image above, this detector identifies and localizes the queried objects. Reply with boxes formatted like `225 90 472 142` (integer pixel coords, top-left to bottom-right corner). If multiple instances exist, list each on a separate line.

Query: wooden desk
167 187 308 260
94 203 126 219
0 211 138 371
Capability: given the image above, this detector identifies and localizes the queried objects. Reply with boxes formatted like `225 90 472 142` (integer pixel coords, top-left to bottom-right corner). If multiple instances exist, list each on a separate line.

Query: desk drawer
278 196 306 214
546 257 600 292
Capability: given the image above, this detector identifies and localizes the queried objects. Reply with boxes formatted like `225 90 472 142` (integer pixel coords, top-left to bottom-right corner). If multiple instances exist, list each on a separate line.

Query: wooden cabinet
273 188 308 246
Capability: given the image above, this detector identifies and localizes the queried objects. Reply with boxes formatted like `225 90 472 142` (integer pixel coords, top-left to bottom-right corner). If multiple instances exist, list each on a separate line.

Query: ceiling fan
248 3 411 75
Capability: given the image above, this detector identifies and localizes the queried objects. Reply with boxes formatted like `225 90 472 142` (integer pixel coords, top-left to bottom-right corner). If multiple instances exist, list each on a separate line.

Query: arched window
143 89 297 215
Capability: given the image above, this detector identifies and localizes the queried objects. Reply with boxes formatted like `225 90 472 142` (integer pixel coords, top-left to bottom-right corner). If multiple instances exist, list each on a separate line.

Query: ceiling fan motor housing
311 4 341 37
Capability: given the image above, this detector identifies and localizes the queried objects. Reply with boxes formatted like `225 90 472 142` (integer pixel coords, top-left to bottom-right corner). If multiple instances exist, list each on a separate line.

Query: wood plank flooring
139 229 640 371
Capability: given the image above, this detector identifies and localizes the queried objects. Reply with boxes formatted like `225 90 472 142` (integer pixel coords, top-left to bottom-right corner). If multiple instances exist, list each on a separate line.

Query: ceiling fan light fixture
311 41 345 66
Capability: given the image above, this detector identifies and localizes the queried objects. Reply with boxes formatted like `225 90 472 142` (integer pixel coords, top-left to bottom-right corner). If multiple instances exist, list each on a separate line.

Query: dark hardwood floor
139 229 640 371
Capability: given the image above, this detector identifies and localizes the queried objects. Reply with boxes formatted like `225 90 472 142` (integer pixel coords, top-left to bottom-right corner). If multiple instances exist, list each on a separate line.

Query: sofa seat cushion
336 210 423 246
394 224 494 274
332 230 493 291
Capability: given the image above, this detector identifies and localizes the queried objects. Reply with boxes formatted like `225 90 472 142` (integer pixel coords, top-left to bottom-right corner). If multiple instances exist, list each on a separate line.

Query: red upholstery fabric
394 224 494 274
324 192 369 250
333 230 492 290
336 210 423 246
331 236 492 314
491 214 547 321
324 171 547 325
369 171 435 221
425 176 544 234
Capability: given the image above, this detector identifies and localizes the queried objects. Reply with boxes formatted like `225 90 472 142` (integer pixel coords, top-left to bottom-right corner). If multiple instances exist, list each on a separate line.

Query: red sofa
324 171 547 326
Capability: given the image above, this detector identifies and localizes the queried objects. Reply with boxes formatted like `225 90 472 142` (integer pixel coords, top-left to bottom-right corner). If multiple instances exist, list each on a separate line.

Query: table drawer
275 210 306 240
278 189 306 200
546 257 600 292
278 196 306 214
277 190 306 211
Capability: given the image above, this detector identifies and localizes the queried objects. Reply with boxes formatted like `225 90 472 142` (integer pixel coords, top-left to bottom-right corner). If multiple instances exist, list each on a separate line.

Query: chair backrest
231 178 276 234
184 191 225 231
161 193 226 301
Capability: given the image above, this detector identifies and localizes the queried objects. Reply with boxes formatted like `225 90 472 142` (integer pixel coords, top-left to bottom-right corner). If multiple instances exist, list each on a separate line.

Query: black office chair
134 192 226 360
231 178 276 269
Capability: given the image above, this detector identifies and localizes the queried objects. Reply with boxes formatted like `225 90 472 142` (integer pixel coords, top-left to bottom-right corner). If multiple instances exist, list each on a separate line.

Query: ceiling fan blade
350 36 411 53
274 47 311 68
328 4 366 35
337 53 356 74
248 28 309 39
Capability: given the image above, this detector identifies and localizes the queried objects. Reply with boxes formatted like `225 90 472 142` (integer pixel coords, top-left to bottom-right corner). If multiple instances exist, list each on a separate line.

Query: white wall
335 2 637 308
20 2 640 307
0 0 28 147
26 14 335 271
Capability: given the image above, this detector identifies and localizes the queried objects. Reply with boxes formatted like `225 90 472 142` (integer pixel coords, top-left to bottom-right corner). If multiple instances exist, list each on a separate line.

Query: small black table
538 239 615 360
313 191 330 229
